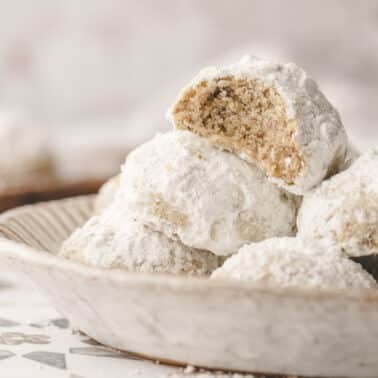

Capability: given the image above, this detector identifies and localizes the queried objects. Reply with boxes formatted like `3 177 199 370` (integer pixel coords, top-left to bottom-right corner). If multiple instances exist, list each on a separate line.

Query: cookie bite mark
172 75 304 185
169 55 348 194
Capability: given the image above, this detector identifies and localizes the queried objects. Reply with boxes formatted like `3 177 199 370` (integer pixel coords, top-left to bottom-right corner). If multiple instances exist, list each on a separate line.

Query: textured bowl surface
0 196 378 377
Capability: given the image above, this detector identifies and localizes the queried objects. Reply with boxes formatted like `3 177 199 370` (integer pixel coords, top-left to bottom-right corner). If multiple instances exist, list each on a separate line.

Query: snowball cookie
168 55 348 194
60 204 221 276
298 148 378 257
211 237 377 290
94 175 120 214
120 131 298 256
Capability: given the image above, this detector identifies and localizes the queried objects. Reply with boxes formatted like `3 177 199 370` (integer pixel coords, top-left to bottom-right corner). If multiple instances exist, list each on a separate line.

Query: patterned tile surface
0 270 175 377
0 318 20 327
0 269 262 377
23 351 67 370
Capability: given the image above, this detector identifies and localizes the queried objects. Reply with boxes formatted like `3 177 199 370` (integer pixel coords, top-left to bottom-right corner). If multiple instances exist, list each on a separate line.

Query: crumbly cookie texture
0 110 54 185
60 203 221 276
120 131 298 256
168 55 348 195
211 237 377 290
298 148 378 257
94 175 120 214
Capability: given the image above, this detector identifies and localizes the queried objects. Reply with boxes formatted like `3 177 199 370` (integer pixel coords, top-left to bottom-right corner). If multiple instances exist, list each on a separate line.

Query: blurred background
0 4 377 374
0 0 377 172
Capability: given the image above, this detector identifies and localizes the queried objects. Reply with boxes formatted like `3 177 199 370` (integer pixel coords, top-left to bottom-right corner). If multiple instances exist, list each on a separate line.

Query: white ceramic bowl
0 196 378 377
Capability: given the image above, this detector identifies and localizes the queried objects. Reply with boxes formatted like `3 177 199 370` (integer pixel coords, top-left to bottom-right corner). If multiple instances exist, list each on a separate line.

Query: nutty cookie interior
337 193 378 252
173 75 304 184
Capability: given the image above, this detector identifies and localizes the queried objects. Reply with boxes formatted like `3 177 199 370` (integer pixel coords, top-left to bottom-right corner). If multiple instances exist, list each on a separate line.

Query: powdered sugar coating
120 131 298 256
94 175 120 214
298 148 378 257
60 203 221 276
211 237 377 290
168 55 348 195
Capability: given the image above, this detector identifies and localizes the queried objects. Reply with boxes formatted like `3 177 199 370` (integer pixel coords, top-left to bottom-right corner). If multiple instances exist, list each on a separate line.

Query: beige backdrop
0 0 377 149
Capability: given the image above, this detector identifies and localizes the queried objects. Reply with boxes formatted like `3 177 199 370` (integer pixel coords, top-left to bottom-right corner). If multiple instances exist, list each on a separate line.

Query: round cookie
120 130 298 256
60 203 221 276
211 237 377 290
168 55 348 194
94 175 120 214
298 148 378 257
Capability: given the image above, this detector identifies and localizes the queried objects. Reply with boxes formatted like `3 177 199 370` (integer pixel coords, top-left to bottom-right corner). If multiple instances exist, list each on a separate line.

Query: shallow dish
0 196 378 377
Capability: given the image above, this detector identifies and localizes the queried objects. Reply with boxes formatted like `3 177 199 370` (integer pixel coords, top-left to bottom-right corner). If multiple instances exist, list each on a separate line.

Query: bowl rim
1 195 378 304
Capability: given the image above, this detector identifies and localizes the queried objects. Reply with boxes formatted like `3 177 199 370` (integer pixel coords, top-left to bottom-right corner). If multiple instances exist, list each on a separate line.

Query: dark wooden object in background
0 178 106 213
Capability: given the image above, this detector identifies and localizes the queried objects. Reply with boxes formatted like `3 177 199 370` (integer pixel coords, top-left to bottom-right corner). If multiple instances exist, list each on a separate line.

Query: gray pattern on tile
23 351 67 370
29 322 44 329
72 329 85 336
69 346 136 360
76 335 142 359
0 280 14 289
0 318 20 327
80 336 101 346
0 350 15 360
50 318 69 329
0 332 50 345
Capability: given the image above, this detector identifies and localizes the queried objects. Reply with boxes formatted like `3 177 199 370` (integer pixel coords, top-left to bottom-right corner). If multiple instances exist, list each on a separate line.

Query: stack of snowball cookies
60 55 378 291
